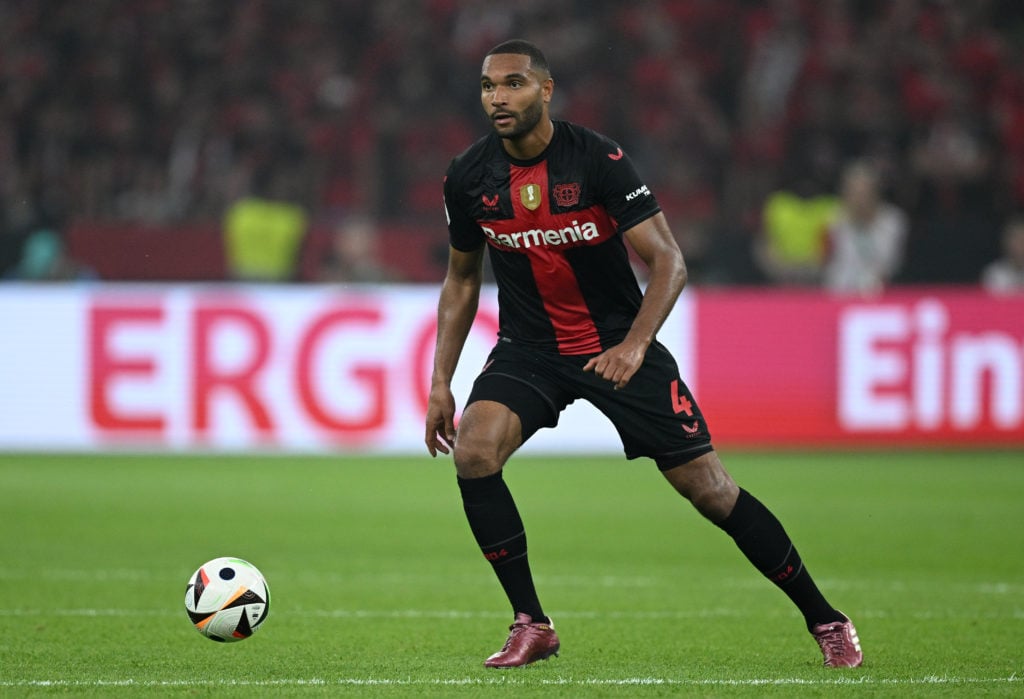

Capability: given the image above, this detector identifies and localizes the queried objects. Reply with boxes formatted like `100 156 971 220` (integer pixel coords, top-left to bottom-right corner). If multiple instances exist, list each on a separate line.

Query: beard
491 98 544 140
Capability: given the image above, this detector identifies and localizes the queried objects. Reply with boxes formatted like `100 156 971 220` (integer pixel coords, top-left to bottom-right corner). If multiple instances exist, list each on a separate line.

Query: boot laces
817 624 848 656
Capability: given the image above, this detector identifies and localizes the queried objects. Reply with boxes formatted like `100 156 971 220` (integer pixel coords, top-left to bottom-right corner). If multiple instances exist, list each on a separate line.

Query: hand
582 339 647 390
424 385 458 457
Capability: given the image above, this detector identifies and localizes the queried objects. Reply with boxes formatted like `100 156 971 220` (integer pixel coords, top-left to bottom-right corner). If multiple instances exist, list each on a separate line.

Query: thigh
579 341 714 468
465 342 575 443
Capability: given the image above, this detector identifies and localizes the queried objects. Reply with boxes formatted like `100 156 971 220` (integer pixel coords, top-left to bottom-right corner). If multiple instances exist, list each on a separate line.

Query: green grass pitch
0 450 1021 697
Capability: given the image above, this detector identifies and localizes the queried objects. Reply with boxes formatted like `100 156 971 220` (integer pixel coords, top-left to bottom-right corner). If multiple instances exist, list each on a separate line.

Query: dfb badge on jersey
519 184 542 211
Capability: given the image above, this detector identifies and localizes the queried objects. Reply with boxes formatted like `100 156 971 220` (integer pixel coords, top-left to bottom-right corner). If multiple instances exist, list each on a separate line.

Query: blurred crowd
2 0 1024 290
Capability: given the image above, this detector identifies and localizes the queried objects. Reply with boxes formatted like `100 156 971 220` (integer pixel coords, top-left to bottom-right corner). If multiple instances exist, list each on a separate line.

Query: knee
663 452 739 523
449 401 520 479
452 437 504 479
689 484 737 523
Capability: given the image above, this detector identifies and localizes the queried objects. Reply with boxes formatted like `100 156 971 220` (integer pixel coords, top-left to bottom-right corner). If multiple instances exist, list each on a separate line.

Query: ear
542 77 554 104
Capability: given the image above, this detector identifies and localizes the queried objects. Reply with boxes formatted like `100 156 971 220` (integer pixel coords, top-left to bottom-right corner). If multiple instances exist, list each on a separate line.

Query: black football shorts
465 339 714 470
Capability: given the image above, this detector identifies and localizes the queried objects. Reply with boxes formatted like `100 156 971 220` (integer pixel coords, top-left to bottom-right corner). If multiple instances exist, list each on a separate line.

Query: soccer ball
184 557 270 642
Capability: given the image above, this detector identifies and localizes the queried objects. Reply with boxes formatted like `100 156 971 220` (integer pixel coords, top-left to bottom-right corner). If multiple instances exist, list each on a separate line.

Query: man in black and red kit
425 39 863 670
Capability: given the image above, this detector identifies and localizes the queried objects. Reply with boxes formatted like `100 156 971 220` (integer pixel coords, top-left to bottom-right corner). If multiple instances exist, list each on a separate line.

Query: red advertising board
0 286 1021 452
695 290 1024 446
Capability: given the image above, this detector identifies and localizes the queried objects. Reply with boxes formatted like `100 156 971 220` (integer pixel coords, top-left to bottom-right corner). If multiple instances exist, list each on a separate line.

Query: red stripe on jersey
509 163 602 355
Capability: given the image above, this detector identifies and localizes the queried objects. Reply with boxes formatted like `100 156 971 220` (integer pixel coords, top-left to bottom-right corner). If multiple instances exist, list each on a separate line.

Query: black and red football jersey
443 121 661 355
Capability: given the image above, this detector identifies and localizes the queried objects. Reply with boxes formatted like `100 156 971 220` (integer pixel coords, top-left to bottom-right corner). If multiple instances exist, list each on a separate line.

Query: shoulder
447 133 502 182
880 202 909 228
554 121 623 159
551 122 643 194
981 262 1010 292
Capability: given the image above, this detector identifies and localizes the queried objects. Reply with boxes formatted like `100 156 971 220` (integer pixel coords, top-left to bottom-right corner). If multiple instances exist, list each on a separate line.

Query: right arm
424 244 485 456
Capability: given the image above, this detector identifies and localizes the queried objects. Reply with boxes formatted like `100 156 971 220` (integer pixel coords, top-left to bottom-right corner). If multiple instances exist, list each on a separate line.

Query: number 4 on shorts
670 380 693 416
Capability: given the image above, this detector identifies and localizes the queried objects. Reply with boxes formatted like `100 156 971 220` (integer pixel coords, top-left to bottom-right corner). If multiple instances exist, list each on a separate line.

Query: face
480 53 551 140
841 170 879 220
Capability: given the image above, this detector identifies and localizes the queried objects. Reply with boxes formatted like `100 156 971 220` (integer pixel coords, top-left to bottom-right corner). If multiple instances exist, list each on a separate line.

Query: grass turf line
0 450 1021 697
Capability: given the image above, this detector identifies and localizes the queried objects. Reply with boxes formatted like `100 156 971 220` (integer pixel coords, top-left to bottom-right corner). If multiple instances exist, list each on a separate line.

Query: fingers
430 437 451 457
425 417 456 457
424 387 458 457
582 352 636 389
425 425 452 456
425 432 451 457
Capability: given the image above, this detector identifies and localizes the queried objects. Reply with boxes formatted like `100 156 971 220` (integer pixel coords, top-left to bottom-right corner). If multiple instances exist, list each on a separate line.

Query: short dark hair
485 39 550 77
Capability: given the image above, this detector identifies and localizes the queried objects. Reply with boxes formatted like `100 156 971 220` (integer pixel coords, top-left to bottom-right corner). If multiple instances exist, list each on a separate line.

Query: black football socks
457 471 547 623
716 488 844 630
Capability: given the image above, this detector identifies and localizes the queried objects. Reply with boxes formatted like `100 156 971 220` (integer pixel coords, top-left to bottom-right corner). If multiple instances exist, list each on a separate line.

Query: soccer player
425 39 862 670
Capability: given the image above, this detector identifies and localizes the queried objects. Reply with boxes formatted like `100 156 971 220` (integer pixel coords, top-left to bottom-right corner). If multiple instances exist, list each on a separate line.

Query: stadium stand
2 0 1023 285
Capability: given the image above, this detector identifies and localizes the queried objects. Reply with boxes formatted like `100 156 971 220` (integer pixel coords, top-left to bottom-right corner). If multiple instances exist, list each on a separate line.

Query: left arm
582 212 687 388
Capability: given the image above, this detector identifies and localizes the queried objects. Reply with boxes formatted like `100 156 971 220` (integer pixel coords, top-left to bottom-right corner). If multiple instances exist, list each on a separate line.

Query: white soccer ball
184 557 270 642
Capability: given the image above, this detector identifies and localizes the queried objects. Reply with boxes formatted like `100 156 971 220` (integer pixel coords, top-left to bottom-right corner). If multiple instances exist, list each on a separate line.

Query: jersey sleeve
592 136 660 233
443 163 485 252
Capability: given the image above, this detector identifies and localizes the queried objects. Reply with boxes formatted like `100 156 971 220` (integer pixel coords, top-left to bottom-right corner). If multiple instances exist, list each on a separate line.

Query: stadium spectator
752 163 839 286
315 214 400 284
7 228 95 282
981 215 1024 293
902 74 1002 283
822 160 908 295
223 169 309 282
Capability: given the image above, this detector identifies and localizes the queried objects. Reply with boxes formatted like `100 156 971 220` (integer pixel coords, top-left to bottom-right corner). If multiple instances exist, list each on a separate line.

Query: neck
502 119 554 160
